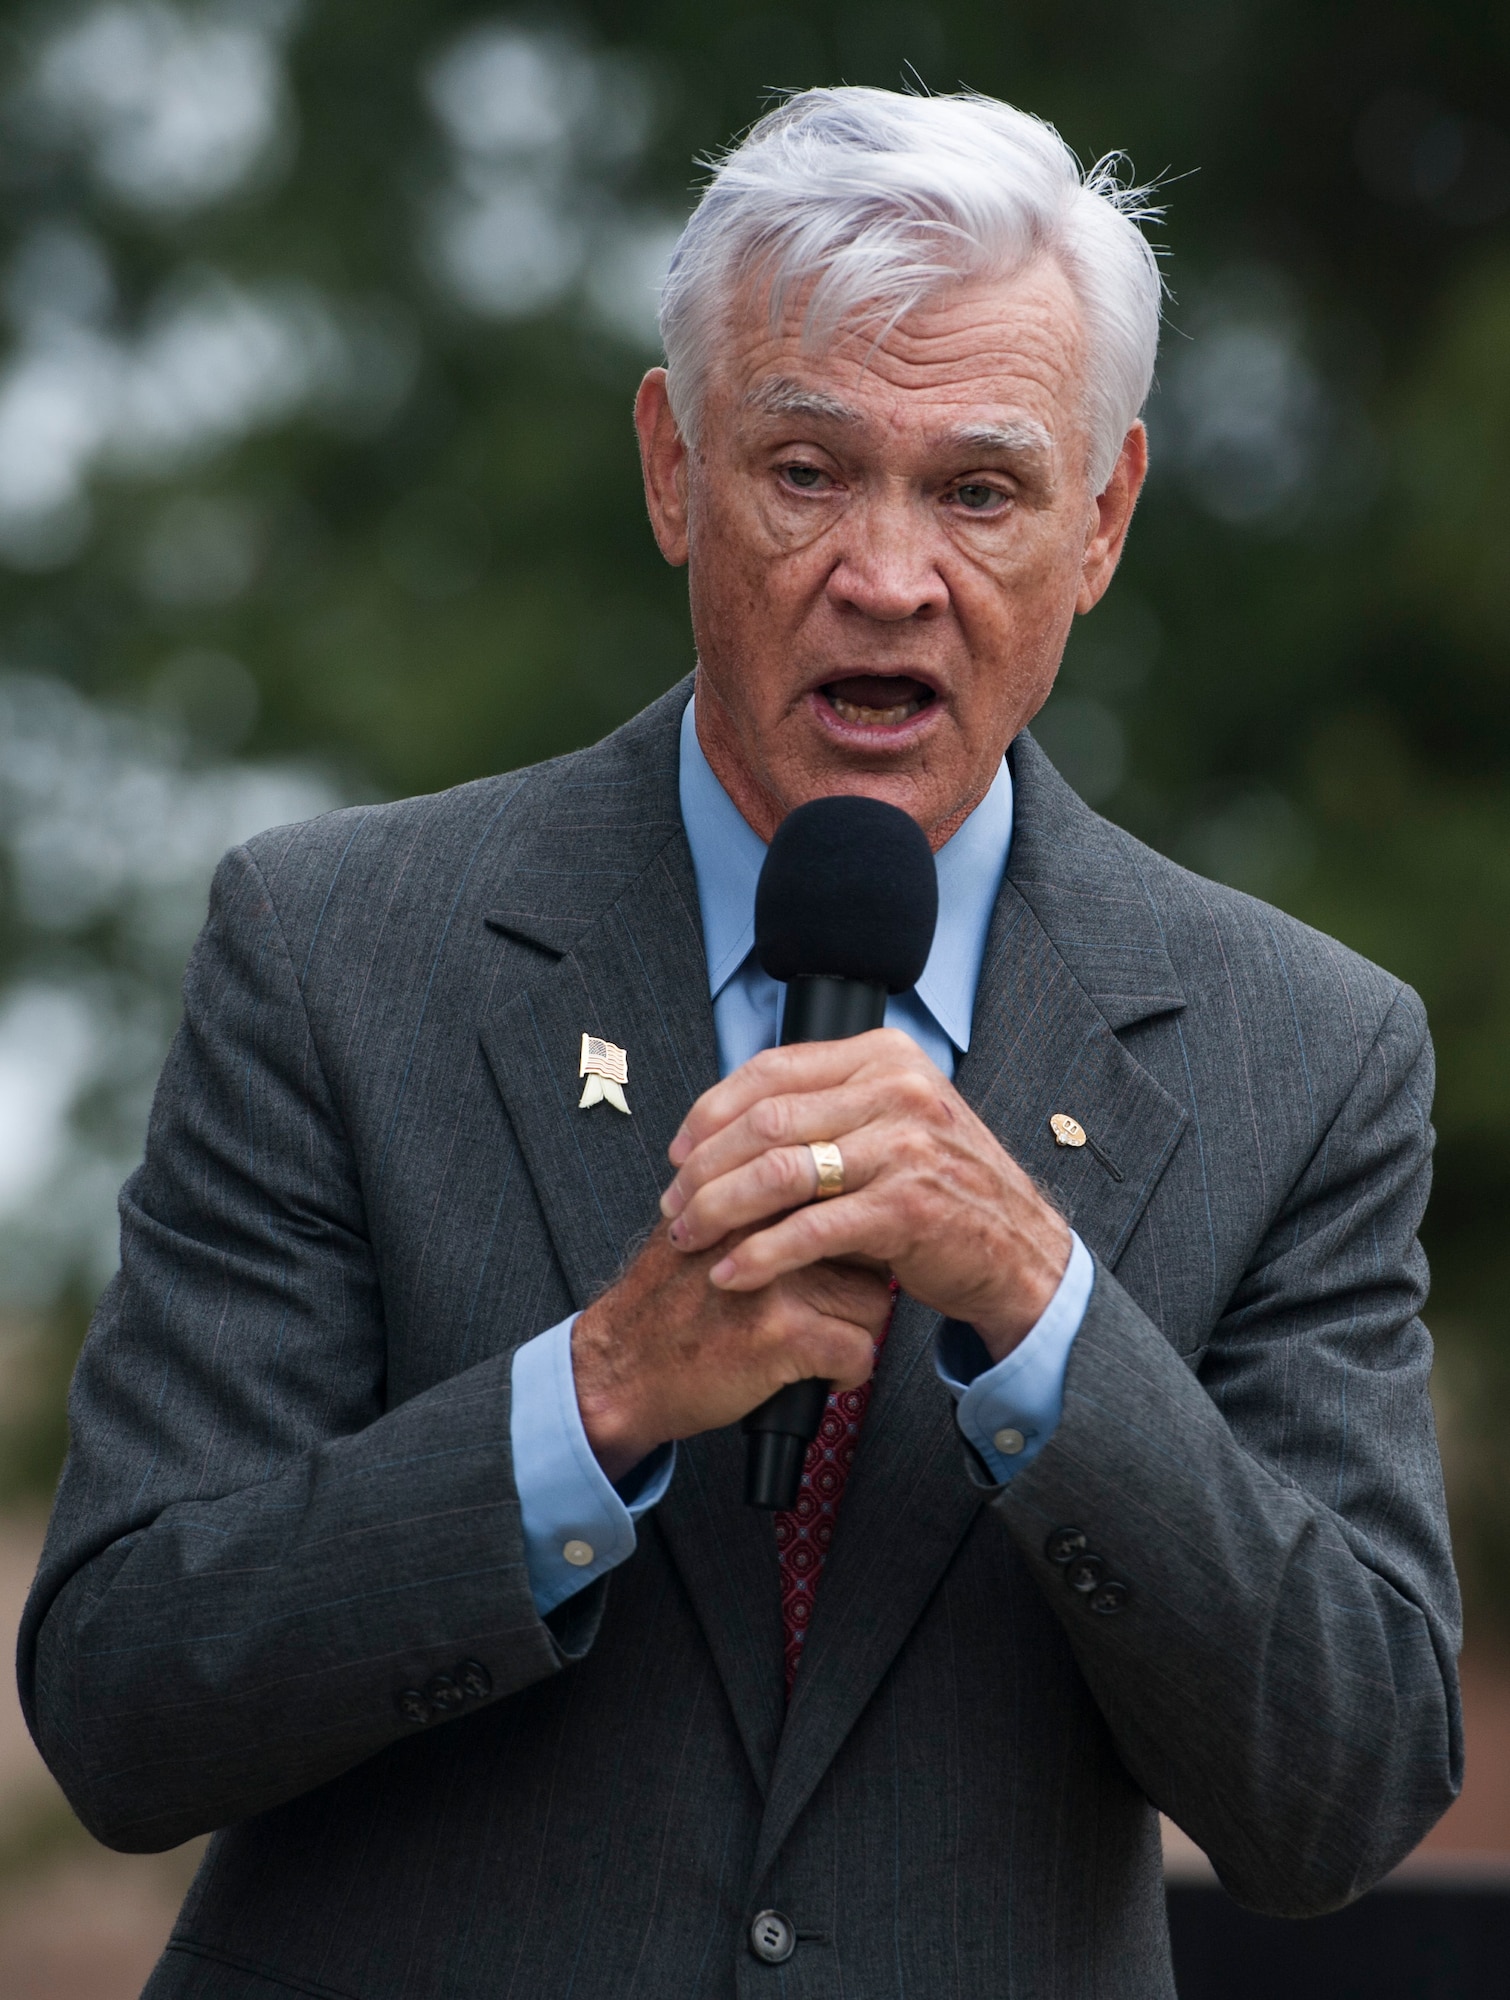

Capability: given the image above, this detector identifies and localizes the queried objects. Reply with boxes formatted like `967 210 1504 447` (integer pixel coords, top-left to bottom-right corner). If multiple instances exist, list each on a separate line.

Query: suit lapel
983 731 1190 1264
484 865 790 1790
477 680 786 1790
952 888 1188 1269
753 733 1191 1876
476 676 713 1306
481 849 717 1307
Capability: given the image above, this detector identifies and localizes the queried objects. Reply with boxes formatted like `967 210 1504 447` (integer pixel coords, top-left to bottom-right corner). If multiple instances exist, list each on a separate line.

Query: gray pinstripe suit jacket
20 679 1460 1998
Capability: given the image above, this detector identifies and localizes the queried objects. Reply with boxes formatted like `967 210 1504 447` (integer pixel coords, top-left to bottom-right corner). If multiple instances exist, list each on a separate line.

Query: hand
659 1029 1071 1360
572 1224 893 1482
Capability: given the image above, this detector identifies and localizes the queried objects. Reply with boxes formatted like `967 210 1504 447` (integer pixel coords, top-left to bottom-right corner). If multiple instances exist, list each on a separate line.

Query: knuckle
894 1070 935 1114
900 1184 933 1230
760 1293 797 1343
825 1326 876 1385
763 1047 802 1087
751 1096 788 1144
754 1150 791 1196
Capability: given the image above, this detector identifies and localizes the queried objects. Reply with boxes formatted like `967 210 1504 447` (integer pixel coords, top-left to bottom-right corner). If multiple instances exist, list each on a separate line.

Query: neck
692 670 788 844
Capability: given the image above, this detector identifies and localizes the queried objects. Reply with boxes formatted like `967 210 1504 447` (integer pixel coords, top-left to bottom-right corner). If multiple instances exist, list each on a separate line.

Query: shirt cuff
934 1233 1095 1484
510 1314 675 1617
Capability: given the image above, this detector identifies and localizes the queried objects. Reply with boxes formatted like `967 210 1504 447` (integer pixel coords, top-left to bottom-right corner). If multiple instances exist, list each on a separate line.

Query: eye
952 482 1007 513
781 463 827 490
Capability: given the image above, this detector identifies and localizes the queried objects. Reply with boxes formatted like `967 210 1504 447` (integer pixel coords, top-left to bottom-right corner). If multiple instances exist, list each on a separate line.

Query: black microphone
741 795 939 1509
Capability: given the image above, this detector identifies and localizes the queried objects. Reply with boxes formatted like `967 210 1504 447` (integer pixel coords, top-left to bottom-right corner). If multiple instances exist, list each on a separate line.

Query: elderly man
22 87 1458 1998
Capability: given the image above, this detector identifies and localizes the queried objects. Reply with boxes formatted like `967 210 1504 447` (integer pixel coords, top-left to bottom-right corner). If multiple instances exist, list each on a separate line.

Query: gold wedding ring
807 1140 846 1200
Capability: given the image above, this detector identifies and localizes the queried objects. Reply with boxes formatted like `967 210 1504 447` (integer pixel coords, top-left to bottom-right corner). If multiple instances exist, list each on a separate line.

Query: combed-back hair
659 87 1164 490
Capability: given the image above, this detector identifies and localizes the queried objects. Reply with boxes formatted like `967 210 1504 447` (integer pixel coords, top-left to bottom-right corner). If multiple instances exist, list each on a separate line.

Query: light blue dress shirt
510 697 1093 1615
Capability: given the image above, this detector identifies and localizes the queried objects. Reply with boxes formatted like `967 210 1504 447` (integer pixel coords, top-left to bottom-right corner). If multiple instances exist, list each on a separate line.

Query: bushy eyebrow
743 382 1054 463
948 419 1054 458
743 377 863 424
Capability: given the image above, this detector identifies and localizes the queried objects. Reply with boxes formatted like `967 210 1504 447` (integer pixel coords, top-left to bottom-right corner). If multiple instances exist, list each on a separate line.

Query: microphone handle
780 975 889 1045
742 976 888 1510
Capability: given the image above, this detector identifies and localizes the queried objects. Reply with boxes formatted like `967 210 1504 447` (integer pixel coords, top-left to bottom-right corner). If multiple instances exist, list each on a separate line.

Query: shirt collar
677 696 1013 1056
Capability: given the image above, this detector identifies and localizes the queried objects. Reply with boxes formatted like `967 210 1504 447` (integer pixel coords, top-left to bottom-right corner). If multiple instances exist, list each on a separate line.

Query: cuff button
1064 1553 1106 1593
562 1539 595 1567
1044 1526 1087 1565
458 1659 493 1700
397 1688 430 1726
425 1673 464 1712
992 1427 1026 1456
1089 1580 1130 1614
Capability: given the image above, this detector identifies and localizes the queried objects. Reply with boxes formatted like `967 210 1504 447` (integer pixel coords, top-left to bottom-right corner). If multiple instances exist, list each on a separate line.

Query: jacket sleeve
992 984 1462 1916
16 843 605 1853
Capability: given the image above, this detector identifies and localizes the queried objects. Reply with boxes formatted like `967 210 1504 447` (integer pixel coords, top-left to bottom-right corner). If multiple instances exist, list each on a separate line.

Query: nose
825 490 948 622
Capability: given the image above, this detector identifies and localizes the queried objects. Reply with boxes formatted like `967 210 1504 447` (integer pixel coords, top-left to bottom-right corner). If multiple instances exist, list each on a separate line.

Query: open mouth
819 676 937 727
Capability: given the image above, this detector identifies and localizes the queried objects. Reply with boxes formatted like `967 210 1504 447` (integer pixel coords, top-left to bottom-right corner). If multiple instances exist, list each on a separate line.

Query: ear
634 368 691 568
1077 422 1148 614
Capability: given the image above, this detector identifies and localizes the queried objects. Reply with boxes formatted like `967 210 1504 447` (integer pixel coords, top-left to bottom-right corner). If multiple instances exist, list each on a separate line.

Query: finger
666 1124 888 1252
813 1327 878 1394
664 1058 952 1220
796 1262 894 1335
665 1061 955 1246
668 1028 926 1164
710 1192 897 1292
786 1311 881 1393
662 1079 882 1220
669 1043 877 1164
667 1143 823 1248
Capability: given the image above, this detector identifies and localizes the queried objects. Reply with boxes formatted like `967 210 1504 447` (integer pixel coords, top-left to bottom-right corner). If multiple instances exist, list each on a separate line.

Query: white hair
659 87 1164 491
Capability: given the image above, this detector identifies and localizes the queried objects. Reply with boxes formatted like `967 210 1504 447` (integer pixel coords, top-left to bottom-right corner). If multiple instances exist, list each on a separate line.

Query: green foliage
0 1287 90 1504
0 0 1507 1619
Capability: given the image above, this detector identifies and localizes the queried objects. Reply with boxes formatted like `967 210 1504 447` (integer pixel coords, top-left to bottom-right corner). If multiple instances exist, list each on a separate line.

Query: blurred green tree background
0 0 1507 1625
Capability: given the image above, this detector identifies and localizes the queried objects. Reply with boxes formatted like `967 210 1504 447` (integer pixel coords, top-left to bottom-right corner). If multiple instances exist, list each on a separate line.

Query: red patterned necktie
774 1284 897 1695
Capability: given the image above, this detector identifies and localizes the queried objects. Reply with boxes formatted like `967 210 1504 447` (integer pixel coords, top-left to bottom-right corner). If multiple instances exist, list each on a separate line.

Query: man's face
636 256 1146 846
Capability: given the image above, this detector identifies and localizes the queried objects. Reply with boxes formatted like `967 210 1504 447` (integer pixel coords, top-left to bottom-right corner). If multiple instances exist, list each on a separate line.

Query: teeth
829 695 923 726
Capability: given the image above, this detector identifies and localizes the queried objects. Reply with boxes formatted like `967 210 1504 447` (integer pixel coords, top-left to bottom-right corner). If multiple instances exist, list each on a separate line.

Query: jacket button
457 1659 492 1700
397 1688 430 1726
1064 1553 1106 1593
748 1910 797 1964
425 1673 464 1712
1044 1526 1088 1566
1089 1580 1131 1614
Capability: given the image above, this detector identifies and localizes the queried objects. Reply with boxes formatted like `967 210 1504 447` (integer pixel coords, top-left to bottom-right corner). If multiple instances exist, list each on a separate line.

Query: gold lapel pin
1049 1111 1123 1183
579 1033 630 1115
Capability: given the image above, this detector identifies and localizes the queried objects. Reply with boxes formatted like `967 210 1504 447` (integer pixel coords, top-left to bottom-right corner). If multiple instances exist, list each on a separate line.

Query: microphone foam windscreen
755 795 939 992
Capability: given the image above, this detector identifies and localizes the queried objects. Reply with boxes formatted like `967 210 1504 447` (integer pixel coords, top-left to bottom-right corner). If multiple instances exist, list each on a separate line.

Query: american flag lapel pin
578 1033 630 1114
